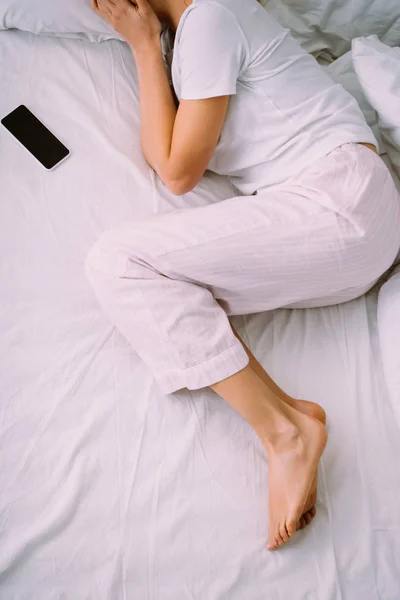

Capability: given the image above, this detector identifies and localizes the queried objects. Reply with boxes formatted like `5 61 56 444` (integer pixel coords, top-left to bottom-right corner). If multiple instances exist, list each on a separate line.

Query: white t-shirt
171 0 377 195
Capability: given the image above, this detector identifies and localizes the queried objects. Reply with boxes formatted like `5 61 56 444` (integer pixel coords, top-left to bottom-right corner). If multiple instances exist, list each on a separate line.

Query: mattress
1 29 400 600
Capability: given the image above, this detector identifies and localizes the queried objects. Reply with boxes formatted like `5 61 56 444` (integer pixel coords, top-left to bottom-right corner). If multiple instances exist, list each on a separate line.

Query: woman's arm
91 0 229 196
133 41 229 195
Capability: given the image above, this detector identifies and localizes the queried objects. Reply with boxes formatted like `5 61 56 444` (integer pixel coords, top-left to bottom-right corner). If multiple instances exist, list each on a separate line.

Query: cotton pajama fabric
86 144 400 394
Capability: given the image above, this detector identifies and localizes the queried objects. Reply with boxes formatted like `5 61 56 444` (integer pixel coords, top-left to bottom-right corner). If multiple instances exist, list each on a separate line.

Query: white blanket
264 0 400 58
1 30 400 600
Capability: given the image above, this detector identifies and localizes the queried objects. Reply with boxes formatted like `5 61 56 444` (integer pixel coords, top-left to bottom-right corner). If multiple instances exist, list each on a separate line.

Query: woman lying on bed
88 0 400 550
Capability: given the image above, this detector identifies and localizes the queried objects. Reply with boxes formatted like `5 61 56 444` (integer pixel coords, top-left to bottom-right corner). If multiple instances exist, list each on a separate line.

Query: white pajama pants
86 144 400 394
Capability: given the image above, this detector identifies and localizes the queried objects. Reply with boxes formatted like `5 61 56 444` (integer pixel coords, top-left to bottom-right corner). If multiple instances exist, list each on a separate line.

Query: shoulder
177 0 244 42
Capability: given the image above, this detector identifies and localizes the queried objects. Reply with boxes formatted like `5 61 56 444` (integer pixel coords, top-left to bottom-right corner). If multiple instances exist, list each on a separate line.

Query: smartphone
1 105 70 170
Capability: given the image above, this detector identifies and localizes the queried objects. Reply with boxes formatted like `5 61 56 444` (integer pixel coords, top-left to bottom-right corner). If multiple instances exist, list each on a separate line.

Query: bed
1 5 400 599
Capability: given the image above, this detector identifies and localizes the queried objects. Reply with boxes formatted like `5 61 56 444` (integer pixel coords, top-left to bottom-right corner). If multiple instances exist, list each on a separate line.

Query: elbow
165 178 196 196
161 165 199 196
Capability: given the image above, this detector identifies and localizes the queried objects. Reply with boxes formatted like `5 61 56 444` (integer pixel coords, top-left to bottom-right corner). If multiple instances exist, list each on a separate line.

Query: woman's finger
114 0 135 7
134 0 149 11
90 0 100 13
100 0 116 10
95 0 113 18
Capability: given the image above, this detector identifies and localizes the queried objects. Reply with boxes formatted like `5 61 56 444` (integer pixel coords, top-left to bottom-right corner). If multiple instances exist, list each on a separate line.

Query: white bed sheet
1 30 400 600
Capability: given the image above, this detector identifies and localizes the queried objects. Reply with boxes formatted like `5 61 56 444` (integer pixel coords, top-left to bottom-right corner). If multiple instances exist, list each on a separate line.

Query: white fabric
378 266 400 413
264 0 400 59
323 48 400 266
352 36 400 179
323 51 383 153
2 28 400 600
0 0 122 41
86 143 400 394
172 0 377 195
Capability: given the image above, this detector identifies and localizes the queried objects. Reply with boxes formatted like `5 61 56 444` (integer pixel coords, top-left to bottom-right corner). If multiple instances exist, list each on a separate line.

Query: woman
88 0 400 550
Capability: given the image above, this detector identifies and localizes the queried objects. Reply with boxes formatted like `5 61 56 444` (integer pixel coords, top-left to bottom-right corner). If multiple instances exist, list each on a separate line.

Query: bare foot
280 397 326 525
265 408 327 550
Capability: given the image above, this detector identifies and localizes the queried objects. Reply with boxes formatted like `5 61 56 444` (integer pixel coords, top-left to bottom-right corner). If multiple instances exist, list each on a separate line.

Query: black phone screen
1 105 70 170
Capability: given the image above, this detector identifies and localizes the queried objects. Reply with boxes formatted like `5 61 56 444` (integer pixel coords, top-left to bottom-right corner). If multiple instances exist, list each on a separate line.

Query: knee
85 229 129 282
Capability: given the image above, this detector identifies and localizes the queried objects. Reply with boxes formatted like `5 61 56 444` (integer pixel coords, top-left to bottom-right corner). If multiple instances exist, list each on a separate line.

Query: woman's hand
91 0 162 53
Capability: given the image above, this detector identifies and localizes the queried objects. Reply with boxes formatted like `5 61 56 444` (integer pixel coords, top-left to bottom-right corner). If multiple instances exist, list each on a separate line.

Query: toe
304 512 312 526
267 537 278 551
269 530 287 550
279 524 290 543
299 517 306 530
286 518 298 537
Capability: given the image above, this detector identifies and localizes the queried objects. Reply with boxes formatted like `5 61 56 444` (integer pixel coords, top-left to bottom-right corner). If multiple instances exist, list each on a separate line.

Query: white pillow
377 265 400 411
0 0 122 42
352 36 400 180
264 0 400 59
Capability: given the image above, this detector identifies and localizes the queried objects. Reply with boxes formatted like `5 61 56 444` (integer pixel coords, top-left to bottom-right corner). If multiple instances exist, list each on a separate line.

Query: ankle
257 419 301 453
